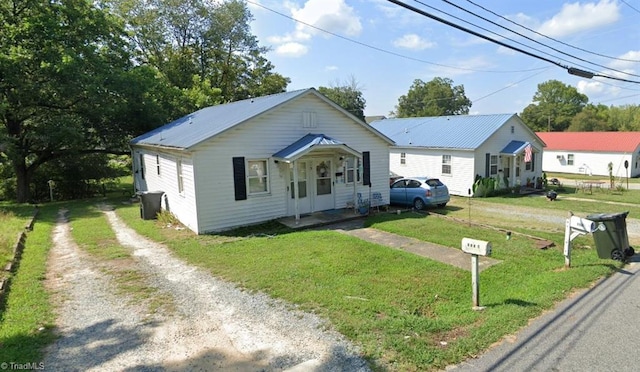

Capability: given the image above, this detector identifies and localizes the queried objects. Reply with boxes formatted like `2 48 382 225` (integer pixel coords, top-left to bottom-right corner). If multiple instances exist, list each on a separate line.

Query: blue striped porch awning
500 140 531 155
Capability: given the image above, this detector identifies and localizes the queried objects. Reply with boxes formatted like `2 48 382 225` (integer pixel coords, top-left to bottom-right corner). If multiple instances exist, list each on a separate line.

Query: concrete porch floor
278 208 368 229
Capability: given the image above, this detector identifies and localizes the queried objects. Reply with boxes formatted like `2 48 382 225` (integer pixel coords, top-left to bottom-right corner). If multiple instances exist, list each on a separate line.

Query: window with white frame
176 159 184 194
248 160 269 194
345 157 361 184
400 152 406 165
567 153 574 166
442 155 452 175
490 155 498 175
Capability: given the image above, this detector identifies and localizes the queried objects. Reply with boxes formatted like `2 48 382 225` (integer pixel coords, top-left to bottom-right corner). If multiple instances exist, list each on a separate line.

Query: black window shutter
363 151 371 186
532 152 535 172
232 157 247 201
485 153 490 178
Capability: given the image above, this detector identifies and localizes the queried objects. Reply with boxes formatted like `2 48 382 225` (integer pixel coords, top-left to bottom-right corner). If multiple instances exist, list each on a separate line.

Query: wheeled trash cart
587 211 634 261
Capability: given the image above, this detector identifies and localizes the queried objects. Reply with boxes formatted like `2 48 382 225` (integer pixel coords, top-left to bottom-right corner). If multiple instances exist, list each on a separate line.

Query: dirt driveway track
43 208 368 371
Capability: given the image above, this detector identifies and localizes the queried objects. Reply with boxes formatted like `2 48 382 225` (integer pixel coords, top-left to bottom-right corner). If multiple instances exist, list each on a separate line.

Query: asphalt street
448 255 640 372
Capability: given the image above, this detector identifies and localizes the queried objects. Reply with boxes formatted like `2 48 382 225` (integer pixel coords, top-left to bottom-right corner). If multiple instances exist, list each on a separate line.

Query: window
567 154 574 166
345 157 361 183
177 159 184 194
248 160 269 194
511 126 515 134
490 155 498 175
156 155 160 176
400 152 406 165
442 155 452 175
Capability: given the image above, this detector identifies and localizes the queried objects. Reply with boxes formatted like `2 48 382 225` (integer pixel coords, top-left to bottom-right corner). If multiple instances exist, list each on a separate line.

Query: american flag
524 144 532 163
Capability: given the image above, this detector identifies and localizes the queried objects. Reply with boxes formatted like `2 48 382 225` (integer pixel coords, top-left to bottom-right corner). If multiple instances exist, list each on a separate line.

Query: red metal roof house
536 132 640 178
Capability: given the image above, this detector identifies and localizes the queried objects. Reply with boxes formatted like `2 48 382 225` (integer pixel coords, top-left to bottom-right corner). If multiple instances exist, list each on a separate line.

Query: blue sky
246 0 640 117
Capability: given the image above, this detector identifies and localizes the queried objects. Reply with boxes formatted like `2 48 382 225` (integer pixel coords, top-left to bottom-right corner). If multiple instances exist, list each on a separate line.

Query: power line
433 0 640 76
463 0 640 63
386 0 640 84
245 0 547 74
621 0 640 15
412 0 640 79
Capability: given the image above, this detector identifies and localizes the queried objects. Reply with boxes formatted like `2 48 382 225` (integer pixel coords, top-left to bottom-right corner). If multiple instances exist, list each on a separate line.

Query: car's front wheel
437 203 447 208
413 198 425 210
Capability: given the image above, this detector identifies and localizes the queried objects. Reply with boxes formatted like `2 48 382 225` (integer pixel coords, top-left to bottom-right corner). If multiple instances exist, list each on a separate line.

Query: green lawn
0 182 629 371
115 201 619 371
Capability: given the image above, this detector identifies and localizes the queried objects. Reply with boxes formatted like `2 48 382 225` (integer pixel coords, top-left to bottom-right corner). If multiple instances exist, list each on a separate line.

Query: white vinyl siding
541 150 638 177
183 93 391 233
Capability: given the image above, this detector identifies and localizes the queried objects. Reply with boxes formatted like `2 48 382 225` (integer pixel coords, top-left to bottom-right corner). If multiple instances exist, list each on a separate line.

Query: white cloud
608 50 640 72
537 0 620 38
393 34 435 50
577 80 605 96
325 65 339 71
275 42 309 57
269 0 362 57
289 0 362 37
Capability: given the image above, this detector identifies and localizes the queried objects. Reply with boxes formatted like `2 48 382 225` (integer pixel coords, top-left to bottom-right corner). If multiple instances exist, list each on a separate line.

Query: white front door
313 159 334 211
287 161 311 215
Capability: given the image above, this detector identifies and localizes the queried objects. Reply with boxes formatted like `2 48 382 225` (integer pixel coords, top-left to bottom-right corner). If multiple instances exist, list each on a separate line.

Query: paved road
447 255 640 372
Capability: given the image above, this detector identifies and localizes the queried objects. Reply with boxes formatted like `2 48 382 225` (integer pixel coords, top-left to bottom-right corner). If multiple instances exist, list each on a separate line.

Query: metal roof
272 133 361 162
369 114 516 149
500 140 528 154
536 131 640 152
130 88 312 149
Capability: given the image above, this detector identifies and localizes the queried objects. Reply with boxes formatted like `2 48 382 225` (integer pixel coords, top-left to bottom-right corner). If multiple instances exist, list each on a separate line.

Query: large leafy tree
0 0 146 202
395 77 472 117
114 0 290 102
609 104 640 131
567 104 611 131
318 77 366 121
520 80 588 132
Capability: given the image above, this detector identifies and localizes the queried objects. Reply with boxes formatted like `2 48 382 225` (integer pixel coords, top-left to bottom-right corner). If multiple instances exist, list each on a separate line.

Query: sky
245 0 640 117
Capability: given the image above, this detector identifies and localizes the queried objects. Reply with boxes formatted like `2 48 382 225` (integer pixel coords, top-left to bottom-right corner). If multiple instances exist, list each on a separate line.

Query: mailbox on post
462 238 492 256
563 212 597 268
461 238 492 311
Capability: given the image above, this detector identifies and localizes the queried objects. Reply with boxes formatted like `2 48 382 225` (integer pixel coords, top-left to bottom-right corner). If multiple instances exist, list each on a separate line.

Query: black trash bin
137 191 164 220
586 211 634 261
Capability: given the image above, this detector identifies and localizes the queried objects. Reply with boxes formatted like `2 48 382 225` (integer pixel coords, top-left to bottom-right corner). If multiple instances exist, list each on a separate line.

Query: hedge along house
370 114 546 196
536 131 640 178
130 88 394 234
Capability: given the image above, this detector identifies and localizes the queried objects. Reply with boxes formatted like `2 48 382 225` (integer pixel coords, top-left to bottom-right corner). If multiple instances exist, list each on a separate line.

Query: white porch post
292 160 300 223
511 155 517 188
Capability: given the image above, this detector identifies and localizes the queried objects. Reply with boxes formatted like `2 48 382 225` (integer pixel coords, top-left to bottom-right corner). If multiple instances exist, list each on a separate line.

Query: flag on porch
524 144 532 163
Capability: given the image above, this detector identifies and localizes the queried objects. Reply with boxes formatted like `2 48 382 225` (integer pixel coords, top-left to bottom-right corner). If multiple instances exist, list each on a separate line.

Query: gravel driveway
43 208 368 371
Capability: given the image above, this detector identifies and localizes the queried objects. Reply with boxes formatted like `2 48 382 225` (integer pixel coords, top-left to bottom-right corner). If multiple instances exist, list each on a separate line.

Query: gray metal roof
130 88 312 149
369 114 516 149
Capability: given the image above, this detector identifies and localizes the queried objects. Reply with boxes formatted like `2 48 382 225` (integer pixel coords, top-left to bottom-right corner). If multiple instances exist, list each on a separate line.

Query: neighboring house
130 88 394 234
536 131 640 178
370 114 546 196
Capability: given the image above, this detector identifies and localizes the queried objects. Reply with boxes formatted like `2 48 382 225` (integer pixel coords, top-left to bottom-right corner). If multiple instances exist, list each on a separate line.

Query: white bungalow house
129 88 394 234
369 114 546 196
536 131 640 178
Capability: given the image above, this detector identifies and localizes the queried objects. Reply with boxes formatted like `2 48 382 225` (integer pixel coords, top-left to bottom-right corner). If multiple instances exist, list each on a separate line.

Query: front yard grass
115 202 619 371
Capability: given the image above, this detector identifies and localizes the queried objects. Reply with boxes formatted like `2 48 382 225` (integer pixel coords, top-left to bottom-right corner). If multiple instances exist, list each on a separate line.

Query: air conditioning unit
556 155 563 159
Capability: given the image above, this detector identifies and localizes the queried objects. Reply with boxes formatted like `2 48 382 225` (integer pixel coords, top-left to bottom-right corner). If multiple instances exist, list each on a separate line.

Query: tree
609 104 640 131
395 77 472 117
520 80 588 132
113 0 290 102
0 0 139 202
318 77 366 121
567 104 611 131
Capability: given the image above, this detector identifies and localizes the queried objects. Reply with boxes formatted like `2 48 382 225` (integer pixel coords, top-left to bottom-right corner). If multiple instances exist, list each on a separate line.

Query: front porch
278 208 365 229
